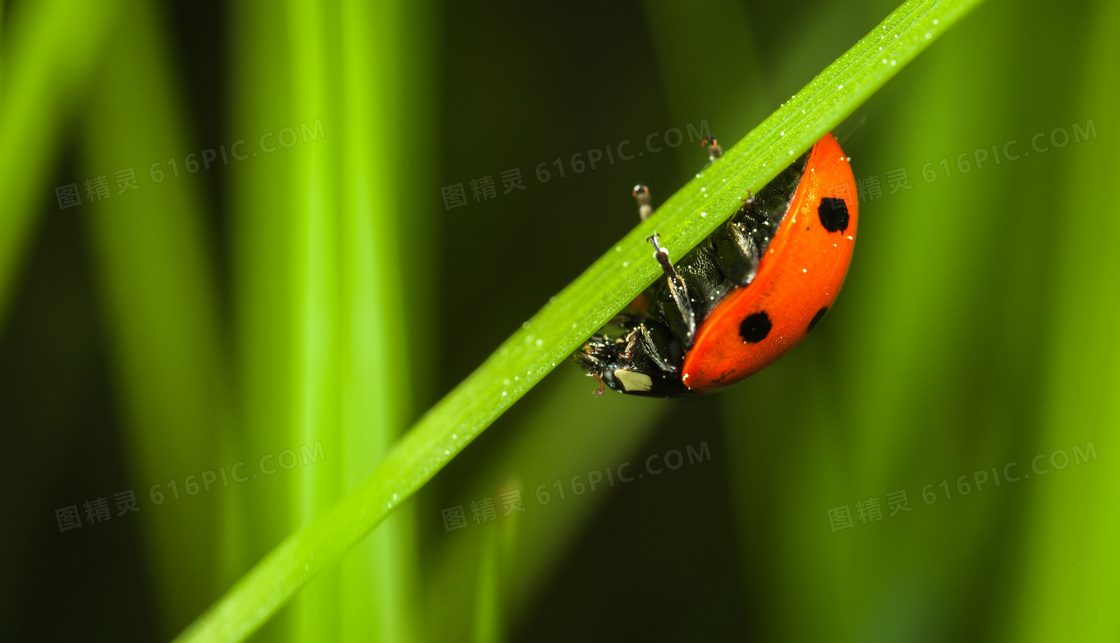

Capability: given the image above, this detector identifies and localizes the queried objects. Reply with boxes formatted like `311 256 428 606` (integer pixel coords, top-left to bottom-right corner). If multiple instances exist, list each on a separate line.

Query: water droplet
393 493 398 501
535 339 543 347
502 391 507 397
700 212 707 217
933 18 939 24
452 433 458 440
521 321 530 329
838 84 843 89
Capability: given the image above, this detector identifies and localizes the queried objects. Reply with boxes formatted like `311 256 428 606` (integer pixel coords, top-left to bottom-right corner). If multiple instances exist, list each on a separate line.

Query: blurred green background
2 0 1117 641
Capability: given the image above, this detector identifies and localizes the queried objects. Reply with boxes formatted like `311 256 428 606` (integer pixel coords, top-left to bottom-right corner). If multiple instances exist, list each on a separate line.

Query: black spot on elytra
818 197 849 233
739 311 772 343
807 306 828 333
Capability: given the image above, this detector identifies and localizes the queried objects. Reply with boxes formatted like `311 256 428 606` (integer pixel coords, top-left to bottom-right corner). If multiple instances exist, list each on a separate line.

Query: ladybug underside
577 152 810 397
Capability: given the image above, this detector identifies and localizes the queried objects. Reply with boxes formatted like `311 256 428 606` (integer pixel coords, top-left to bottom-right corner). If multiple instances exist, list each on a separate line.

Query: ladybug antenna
632 184 652 221
701 136 723 162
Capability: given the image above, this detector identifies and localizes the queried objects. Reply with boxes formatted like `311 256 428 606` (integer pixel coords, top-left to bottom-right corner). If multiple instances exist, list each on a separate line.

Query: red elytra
681 132 859 391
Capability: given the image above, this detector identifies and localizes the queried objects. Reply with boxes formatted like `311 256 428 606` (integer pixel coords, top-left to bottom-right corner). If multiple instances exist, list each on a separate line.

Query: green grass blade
227 0 303 637
0 0 120 326
336 0 426 640
176 0 984 639
228 0 431 639
1007 0 1120 637
471 527 504 643
279 1 344 640
79 1 227 633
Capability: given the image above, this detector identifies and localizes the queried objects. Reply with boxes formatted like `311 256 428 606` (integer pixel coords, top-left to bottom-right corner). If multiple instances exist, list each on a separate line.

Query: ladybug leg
713 192 760 286
714 221 760 286
647 234 697 347
632 184 652 221
737 191 756 216
591 374 606 397
623 323 678 374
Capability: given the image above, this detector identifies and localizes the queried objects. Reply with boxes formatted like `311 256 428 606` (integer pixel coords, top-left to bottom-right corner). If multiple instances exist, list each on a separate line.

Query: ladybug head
574 335 629 395
574 324 689 397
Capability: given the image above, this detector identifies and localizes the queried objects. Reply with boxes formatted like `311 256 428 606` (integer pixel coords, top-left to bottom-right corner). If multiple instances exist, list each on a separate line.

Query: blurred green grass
1 0 1117 641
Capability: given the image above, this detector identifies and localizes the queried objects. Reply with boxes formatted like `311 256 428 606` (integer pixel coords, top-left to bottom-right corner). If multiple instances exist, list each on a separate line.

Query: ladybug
576 132 858 396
